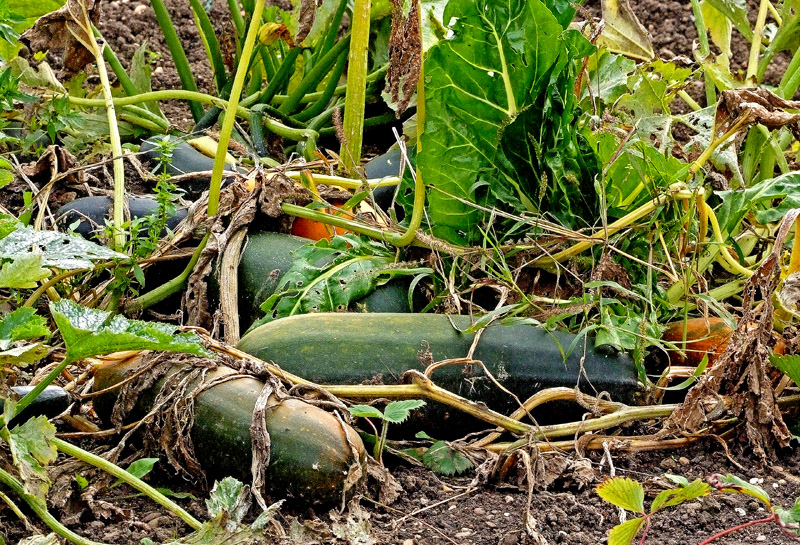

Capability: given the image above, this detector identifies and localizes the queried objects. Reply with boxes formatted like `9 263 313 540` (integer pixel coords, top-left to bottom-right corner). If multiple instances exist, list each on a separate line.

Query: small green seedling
596 475 710 545
348 400 425 464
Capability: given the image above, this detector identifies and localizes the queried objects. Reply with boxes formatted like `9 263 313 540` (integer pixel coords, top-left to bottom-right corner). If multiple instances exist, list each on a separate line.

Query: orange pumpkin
290 201 349 241
661 318 733 368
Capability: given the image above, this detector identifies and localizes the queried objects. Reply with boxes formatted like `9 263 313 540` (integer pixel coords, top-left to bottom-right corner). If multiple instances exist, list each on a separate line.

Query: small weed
348 399 426 464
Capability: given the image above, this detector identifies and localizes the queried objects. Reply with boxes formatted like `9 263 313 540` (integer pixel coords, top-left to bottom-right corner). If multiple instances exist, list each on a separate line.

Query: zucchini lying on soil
237 313 642 433
56 196 188 240
237 232 414 332
92 355 366 505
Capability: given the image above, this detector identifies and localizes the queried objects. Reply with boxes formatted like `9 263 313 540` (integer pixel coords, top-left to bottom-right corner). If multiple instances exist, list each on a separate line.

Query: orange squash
661 318 733 368
290 200 349 241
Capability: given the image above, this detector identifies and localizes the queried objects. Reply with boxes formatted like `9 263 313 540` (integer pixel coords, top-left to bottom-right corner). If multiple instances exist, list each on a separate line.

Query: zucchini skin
237 313 642 426
93 360 365 505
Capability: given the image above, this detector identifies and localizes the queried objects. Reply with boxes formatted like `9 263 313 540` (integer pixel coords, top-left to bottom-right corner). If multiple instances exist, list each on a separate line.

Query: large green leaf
704 0 752 42
0 224 126 270
419 0 597 244
770 354 800 390
716 171 800 237
50 300 211 363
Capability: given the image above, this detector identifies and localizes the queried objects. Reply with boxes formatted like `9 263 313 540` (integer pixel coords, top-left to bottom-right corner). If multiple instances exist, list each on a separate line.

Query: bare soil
2 1 800 545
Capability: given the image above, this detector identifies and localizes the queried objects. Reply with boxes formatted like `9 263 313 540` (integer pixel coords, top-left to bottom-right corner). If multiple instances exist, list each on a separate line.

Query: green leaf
419 0 596 243
0 224 126 270
111 457 158 488
608 517 646 545
703 0 752 42
701 1 733 59
0 252 51 288
0 308 49 349
74 473 88 490
770 354 800 389
597 0 655 61
383 400 426 424
257 235 429 327
6 416 57 499
206 477 250 523
582 50 636 108
50 300 211 363
651 480 711 512
709 474 771 507
422 440 473 476
717 172 800 236
596 477 646 513
663 473 690 487
348 404 385 420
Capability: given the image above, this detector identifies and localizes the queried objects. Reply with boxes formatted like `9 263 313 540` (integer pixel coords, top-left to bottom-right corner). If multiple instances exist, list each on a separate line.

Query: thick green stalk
242 47 301 107
339 0 371 175
293 51 348 122
53 438 202 530
150 0 205 120
0 467 109 545
226 0 245 38
188 0 227 94
779 45 800 98
208 0 266 217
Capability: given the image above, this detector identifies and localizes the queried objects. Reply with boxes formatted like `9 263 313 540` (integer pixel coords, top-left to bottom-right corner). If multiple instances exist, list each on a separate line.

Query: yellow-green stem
339 0 372 175
207 0 265 217
747 0 770 84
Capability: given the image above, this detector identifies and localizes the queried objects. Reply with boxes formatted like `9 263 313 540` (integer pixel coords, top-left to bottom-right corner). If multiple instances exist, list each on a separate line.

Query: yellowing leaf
608 517 646 545
701 0 733 59
0 253 51 288
258 22 294 47
597 0 655 61
596 477 645 513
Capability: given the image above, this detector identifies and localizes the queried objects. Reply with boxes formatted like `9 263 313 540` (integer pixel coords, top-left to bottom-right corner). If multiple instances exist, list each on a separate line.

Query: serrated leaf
206 477 250 523
0 224 126 270
597 0 655 61
348 405 385 420
710 474 771 507
770 354 800 389
383 400 426 424
651 480 711 512
422 440 473 476
608 517 646 545
596 477 645 513
50 300 211 363
7 416 57 499
0 308 49 349
0 252 51 288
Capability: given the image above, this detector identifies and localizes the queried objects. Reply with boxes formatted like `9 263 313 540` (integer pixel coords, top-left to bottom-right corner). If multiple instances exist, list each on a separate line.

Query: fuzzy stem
52 438 202 530
0 466 109 545
340 0 372 175
207 0 265 217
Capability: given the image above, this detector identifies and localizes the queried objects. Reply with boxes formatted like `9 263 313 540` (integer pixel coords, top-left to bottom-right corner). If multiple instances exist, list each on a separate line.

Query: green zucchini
237 232 414 332
92 357 365 505
237 313 642 433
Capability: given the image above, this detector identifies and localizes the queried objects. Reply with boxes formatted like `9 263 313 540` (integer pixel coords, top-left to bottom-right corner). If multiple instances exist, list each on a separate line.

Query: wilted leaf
383 399 425 423
708 474 771 507
50 300 211 363
5 416 57 499
608 517 646 545
422 440 473 476
596 477 645 513
650 480 711 512
17 534 60 545
206 477 251 524
0 224 126 270
0 252 51 288
597 0 655 61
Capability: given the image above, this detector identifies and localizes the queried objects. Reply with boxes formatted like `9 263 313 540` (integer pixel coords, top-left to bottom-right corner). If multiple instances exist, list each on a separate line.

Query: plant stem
150 0 205 120
52 438 202 530
278 36 351 115
340 0 372 175
376 420 388 464
14 358 74 418
746 0 771 85
0 466 109 545
697 513 776 545
62 90 252 121
690 0 716 106
124 233 209 313
208 0 265 217
789 215 800 276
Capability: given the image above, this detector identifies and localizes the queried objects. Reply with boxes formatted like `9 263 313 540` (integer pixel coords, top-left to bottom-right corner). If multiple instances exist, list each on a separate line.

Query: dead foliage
663 209 800 459
385 0 421 116
716 88 800 139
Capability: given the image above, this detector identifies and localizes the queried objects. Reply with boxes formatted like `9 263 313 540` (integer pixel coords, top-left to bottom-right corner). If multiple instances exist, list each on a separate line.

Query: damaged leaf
597 0 655 61
3 416 58 500
0 252 51 288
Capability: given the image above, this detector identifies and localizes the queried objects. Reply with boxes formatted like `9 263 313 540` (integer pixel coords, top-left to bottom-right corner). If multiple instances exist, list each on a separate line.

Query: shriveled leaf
348 405 385 420
596 477 645 513
708 474 771 507
383 400 426 423
0 224 126 270
17 534 60 545
0 252 51 288
206 477 251 523
422 440 473 476
770 354 800 389
651 480 711 512
257 235 429 327
50 300 211 362
251 500 285 531
597 0 655 61
6 416 57 499
608 517 645 545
